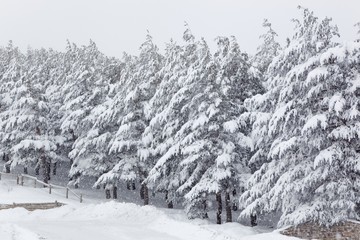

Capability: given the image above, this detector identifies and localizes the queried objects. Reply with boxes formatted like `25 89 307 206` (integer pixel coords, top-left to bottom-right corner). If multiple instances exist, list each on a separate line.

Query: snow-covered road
0 180 297 240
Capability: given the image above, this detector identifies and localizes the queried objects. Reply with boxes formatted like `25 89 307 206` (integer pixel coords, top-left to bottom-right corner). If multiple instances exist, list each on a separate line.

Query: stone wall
281 221 360 240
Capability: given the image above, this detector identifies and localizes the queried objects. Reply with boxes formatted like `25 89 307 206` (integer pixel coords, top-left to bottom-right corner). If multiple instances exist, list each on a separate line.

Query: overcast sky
0 0 359 58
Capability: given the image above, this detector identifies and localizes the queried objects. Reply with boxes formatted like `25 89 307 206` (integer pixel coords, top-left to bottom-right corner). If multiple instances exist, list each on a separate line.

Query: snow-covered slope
0 179 297 240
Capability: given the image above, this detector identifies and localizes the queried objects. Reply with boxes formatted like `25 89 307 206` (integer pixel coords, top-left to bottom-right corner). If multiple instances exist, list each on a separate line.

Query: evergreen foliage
0 7 359 227
239 7 360 227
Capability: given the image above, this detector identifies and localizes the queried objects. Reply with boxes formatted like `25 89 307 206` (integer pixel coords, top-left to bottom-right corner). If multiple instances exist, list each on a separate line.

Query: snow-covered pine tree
67 56 121 194
0 41 24 173
58 41 82 171
82 53 138 197
0 48 59 182
145 26 205 210
65 41 113 188
42 48 72 176
25 48 65 177
251 19 281 80
96 34 163 204
239 7 360 227
177 36 261 222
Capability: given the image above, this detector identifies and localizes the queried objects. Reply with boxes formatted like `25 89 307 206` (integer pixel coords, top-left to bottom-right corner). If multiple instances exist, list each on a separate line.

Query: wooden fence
0 172 83 203
0 201 65 211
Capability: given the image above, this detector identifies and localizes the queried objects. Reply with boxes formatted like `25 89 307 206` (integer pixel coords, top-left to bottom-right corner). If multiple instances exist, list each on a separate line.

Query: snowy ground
0 174 298 240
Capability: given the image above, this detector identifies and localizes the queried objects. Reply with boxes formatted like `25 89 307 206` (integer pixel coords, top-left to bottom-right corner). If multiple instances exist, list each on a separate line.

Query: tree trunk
143 184 149 205
5 163 10 173
4 154 10 173
232 189 238 211
127 181 131 190
140 184 144 199
24 166 28 174
225 191 232 222
105 189 111 199
250 214 257 227
132 181 136 190
216 192 222 224
43 159 51 183
113 186 118 199
165 191 173 208
35 162 40 175
202 199 208 219
53 162 57 175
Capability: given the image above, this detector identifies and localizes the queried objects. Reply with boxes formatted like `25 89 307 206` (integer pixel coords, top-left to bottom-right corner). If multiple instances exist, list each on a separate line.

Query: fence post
66 188 69 199
80 194 83 203
16 175 19 185
34 179 36 188
21 175 24 186
49 184 52 194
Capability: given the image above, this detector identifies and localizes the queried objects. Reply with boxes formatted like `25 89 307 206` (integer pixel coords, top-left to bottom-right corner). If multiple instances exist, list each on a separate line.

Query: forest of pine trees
1 7 360 228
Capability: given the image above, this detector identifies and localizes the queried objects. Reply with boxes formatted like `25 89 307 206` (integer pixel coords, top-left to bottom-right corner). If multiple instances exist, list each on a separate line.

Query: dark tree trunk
140 184 145 199
132 181 136 190
165 191 173 208
4 154 10 173
127 181 136 190
202 200 208 219
43 159 51 184
5 163 10 173
232 189 238 211
225 191 232 222
53 162 57 175
216 192 222 224
113 186 118 199
23 167 28 174
139 168 149 205
250 214 257 227
70 129 76 141
35 162 40 175
36 126 41 135
143 184 149 205
72 172 80 189
105 189 111 199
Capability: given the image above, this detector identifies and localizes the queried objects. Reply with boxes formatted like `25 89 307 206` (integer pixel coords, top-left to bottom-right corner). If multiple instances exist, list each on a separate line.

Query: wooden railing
0 172 83 203
0 201 65 211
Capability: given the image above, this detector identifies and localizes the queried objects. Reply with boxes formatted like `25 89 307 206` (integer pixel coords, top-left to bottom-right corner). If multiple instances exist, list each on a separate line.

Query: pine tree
0 41 24 173
65 41 113 188
0 48 59 182
239 7 360 227
96 34 163 204
252 19 281 80
145 26 205 211
43 48 72 176
178 36 261 222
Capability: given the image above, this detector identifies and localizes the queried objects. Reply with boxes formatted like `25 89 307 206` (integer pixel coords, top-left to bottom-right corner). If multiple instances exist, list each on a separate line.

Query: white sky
0 0 359 58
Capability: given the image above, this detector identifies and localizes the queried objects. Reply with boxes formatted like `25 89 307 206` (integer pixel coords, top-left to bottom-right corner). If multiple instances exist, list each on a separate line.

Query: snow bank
0 223 39 240
0 179 296 240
